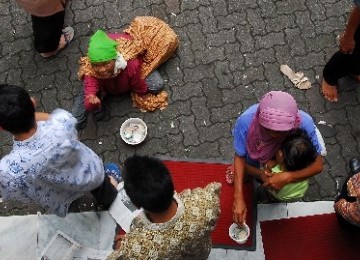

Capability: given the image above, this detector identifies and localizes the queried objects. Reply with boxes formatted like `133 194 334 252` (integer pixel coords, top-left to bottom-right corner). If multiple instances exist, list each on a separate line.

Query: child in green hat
73 29 165 130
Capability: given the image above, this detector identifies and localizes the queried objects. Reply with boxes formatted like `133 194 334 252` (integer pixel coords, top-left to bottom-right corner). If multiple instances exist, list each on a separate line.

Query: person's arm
35 112 50 121
263 154 323 190
340 5 360 53
244 162 272 183
233 155 248 225
233 156 271 225
83 75 101 110
334 198 360 225
114 234 125 250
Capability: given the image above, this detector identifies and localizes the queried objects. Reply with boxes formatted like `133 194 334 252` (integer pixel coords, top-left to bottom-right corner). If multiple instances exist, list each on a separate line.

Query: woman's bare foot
321 79 338 102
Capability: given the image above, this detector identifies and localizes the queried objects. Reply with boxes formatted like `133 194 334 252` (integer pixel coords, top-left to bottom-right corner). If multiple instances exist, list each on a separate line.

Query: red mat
163 159 256 250
260 213 360 260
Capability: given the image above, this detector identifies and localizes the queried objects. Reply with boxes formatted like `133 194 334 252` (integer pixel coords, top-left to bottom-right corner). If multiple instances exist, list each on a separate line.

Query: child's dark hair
281 129 317 171
123 155 174 213
0 84 35 134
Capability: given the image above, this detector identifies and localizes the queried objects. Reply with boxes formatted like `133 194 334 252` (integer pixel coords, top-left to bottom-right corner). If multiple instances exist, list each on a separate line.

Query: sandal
280 65 311 90
225 164 235 185
104 163 122 183
62 26 74 47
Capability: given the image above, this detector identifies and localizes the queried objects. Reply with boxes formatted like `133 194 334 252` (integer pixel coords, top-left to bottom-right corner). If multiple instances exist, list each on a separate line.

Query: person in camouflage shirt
108 156 221 260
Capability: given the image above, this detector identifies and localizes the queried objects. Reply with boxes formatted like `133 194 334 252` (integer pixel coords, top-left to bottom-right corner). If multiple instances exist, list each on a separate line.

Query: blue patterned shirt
0 109 104 217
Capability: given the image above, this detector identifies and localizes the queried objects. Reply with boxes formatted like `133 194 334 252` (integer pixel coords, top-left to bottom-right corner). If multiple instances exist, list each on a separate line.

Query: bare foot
321 79 338 102
108 175 118 188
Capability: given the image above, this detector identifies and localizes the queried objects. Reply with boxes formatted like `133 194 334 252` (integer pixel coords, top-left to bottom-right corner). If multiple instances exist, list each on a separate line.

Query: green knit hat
88 30 118 63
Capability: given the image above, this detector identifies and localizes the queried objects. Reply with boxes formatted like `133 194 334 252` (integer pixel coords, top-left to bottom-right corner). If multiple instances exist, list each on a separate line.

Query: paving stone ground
0 0 359 215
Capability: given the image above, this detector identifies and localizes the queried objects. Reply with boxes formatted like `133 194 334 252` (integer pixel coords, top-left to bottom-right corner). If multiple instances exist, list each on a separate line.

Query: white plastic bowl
120 118 147 145
229 223 250 244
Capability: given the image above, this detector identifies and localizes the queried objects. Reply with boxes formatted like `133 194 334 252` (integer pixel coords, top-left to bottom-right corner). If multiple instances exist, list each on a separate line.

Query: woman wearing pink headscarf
232 91 324 225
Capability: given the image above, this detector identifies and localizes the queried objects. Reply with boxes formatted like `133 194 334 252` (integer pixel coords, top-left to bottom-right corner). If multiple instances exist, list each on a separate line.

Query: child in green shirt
266 129 318 201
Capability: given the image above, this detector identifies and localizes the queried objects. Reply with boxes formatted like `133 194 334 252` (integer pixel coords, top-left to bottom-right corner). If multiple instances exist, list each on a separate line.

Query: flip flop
104 163 122 183
62 26 74 47
317 123 336 138
280 65 311 90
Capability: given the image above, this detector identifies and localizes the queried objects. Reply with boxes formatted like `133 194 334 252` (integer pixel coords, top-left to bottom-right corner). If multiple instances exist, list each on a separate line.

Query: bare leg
321 79 338 102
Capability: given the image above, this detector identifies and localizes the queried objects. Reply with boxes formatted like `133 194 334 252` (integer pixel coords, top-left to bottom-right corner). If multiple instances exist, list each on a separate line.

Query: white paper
109 182 142 233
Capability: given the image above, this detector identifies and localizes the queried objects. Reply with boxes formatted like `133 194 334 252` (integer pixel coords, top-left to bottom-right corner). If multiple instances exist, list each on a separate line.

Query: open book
109 182 143 233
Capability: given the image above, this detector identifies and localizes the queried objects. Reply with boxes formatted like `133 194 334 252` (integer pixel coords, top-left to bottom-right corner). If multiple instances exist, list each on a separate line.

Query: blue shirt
0 109 104 217
233 104 322 167
354 0 360 8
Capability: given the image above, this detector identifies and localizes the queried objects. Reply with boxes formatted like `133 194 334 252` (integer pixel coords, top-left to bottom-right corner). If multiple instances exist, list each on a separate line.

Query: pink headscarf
246 91 301 164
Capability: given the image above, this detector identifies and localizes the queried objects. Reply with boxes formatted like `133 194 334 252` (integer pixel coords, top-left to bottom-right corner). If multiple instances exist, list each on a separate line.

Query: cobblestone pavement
0 0 359 215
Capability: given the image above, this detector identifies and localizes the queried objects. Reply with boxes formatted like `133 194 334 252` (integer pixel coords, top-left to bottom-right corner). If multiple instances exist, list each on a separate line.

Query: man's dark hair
282 129 317 171
123 155 174 213
0 84 35 134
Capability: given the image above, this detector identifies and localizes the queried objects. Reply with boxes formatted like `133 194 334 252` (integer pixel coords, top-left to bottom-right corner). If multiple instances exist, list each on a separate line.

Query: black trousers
91 175 118 210
31 10 65 53
323 25 360 86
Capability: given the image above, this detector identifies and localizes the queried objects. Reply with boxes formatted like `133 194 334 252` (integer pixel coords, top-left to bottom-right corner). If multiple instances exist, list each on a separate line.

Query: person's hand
339 32 355 54
31 97 37 107
114 234 125 250
265 160 276 171
259 168 272 183
86 94 101 105
262 171 290 191
232 195 247 225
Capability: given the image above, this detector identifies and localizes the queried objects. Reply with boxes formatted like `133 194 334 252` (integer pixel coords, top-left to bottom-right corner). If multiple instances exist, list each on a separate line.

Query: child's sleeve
83 75 101 111
84 75 100 97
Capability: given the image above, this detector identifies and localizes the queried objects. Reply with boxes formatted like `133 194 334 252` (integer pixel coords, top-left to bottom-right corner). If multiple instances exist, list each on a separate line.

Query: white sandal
280 64 311 90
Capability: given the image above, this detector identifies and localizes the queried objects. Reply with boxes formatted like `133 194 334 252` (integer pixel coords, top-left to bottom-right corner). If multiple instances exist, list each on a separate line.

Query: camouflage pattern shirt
107 182 221 260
